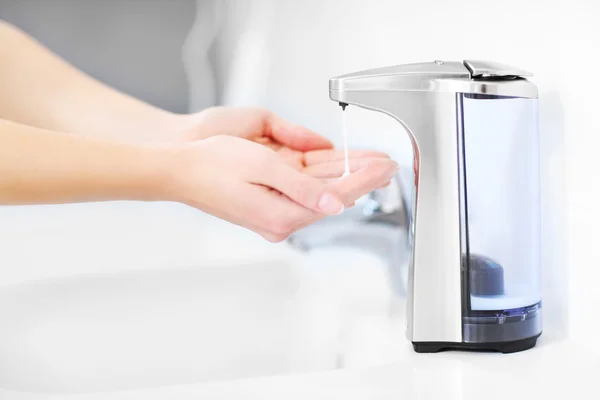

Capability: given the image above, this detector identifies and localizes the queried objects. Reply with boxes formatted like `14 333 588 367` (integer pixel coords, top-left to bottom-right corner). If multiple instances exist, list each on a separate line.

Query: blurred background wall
0 0 196 112
0 0 599 356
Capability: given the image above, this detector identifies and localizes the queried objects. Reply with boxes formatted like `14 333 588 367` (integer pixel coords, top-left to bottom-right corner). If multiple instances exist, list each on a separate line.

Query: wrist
141 142 200 205
151 111 192 143
173 109 221 143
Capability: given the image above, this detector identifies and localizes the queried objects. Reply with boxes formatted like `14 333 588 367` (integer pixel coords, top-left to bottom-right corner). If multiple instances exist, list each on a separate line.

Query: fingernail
385 165 399 180
318 192 345 215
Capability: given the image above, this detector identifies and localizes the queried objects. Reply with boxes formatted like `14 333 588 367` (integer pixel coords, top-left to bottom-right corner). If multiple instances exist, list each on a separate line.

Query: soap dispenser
329 60 542 353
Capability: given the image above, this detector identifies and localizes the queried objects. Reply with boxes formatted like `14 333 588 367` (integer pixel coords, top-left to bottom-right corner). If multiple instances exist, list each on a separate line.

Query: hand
177 106 331 149
163 135 399 243
177 106 391 181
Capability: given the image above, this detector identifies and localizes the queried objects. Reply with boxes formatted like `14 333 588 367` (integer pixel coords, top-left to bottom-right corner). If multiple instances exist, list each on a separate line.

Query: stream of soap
341 111 350 178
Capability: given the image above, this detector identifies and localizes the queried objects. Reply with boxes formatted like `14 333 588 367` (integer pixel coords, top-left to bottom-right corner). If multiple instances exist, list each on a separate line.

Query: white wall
200 0 600 350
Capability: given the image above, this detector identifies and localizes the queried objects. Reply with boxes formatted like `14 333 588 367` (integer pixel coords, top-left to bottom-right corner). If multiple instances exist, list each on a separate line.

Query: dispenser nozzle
339 102 348 111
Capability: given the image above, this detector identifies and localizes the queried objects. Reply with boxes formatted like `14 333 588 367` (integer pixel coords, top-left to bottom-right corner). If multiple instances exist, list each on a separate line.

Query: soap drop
341 111 350 178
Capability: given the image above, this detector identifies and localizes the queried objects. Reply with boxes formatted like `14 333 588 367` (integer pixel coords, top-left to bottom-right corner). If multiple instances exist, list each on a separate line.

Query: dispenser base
412 333 541 354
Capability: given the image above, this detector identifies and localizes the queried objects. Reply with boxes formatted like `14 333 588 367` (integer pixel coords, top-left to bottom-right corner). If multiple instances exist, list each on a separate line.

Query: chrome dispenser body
329 60 542 353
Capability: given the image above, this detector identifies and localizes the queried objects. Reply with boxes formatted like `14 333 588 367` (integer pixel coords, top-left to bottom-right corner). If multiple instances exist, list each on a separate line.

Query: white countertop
2 332 597 400
130 334 598 400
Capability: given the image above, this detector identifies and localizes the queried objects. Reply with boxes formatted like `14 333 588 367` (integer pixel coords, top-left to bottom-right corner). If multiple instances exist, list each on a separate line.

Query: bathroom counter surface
3 334 597 400
0 203 594 400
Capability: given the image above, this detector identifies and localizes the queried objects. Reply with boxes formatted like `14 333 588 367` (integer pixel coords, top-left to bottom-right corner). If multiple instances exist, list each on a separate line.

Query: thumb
258 163 345 215
268 114 334 151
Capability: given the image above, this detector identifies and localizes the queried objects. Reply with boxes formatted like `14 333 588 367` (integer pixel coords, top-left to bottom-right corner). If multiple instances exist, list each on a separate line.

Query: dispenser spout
339 102 348 111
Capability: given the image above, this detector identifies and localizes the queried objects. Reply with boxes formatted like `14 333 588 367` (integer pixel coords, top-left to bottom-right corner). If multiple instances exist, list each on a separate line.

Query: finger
320 177 391 191
288 197 355 234
281 165 393 235
252 162 345 216
303 157 392 178
304 149 390 165
286 163 396 234
328 160 399 205
240 185 318 242
268 114 334 152
257 185 333 242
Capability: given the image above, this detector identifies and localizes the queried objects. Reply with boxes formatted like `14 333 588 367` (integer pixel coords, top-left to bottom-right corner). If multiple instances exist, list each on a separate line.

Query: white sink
0 202 404 394
0 261 341 393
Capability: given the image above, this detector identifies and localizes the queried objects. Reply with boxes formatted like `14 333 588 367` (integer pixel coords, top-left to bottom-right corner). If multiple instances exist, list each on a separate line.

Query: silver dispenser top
329 60 537 98
463 60 533 78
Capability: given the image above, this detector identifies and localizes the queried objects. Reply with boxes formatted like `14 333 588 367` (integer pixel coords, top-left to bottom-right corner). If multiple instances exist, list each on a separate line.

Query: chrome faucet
287 166 413 296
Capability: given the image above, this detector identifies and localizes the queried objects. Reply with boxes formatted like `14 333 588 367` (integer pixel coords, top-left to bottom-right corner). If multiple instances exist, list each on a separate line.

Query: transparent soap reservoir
460 93 542 341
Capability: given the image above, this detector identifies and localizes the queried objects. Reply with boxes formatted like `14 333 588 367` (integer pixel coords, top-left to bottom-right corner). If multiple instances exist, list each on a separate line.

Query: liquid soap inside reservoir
461 94 541 312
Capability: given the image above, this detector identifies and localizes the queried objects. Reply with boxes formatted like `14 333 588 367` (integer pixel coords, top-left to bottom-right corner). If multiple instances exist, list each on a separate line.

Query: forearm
0 118 170 205
0 21 185 143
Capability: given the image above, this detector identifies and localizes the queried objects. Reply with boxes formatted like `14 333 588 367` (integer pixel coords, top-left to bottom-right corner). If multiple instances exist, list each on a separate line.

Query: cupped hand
178 107 332 150
163 135 398 243
176 107 390 178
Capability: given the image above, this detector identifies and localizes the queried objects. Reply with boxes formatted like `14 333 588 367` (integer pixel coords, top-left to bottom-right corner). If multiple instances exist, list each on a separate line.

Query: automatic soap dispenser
329 60 542 353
